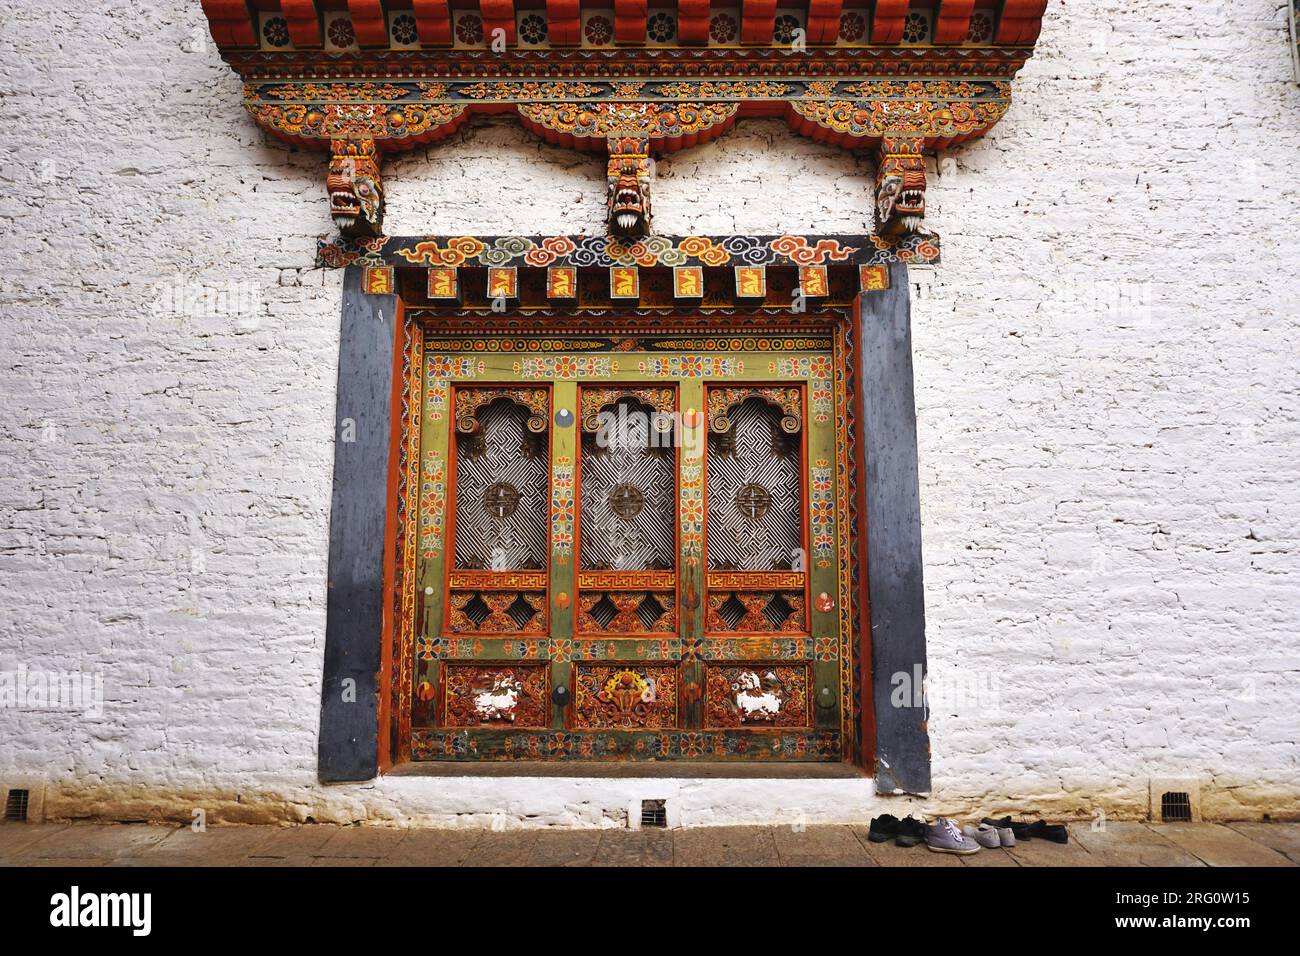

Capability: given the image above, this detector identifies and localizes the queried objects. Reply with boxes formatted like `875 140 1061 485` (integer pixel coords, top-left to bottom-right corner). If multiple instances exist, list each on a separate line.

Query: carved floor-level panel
442 663 550 729
704 664 812 729
573 664 680 730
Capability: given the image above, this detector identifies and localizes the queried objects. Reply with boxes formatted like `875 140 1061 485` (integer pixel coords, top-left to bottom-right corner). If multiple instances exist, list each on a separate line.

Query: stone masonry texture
0 2 1296 827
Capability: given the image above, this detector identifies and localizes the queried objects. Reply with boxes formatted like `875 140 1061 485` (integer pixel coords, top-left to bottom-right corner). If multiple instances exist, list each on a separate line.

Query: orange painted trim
376 295 409 773
849 296 875 771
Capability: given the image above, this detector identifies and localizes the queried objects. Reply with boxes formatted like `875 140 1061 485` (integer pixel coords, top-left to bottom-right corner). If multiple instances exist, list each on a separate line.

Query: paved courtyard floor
2 820 1297 867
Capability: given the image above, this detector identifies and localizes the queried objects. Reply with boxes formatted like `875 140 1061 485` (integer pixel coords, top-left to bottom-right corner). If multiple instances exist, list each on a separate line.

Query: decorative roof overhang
201 1 1048 244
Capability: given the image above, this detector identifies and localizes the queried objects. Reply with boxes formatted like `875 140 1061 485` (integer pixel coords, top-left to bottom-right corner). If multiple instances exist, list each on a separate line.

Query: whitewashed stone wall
0 0 1296 827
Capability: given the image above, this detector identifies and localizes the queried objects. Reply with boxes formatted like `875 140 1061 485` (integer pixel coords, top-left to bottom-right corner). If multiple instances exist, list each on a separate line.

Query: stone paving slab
1156 823 1294 868
0 821 1296 867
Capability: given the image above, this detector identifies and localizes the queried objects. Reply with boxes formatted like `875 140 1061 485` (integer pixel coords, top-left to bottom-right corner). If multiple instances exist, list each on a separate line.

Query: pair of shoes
926 817 981 855
963 822 1014 848
982 816 1069 845
867 814 928 847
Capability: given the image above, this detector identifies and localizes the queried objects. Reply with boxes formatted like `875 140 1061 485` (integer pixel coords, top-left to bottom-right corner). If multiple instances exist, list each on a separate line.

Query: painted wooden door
408 332 852 761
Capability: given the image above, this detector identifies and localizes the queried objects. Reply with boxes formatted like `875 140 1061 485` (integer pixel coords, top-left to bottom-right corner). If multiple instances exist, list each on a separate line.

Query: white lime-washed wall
0 1 1297 827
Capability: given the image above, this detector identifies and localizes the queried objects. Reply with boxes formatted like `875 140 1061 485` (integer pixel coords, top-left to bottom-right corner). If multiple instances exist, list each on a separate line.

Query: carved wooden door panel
409 334 850 762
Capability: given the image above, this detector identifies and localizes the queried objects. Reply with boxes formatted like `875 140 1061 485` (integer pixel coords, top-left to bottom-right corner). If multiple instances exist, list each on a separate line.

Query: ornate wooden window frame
318 246 931 791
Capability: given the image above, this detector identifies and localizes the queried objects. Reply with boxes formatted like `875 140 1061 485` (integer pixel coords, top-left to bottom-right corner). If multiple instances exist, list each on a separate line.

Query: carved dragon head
607 138 652 237
327 140 384 237
875 139 927 237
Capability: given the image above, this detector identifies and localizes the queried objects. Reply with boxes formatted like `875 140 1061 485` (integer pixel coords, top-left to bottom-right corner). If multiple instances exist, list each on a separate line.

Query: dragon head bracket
606 137 652 237
327 138 385 238
875 136 928 237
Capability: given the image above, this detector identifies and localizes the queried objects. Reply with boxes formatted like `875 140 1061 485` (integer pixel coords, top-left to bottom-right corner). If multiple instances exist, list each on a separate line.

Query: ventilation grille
1160 791 1193 823
4 789 29 822
640 799 667 828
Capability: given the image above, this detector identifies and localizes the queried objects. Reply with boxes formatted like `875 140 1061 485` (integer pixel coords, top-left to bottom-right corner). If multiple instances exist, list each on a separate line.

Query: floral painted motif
839 12 866 42
637 356 741 378
551 456 574 559
773 14 800 44
647 12 677 43
770 355 833 422
391 14 418 45
679 460 703 559
419 452 447 559
263 16 290 47
709 13 737 43
519 14 548 45
810 459 834 566
583 15 613 46
515 355 615 380
455 14 484 45
327 17 356 48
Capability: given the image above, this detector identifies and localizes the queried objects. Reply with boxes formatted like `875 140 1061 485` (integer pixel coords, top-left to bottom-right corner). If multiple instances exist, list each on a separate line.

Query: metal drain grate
640 799 667 828
4 789 29 822
1161 791 1193 823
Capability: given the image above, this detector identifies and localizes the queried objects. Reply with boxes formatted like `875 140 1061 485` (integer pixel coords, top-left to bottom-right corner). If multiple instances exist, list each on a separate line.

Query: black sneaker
895 816 927 847
867 814 900 843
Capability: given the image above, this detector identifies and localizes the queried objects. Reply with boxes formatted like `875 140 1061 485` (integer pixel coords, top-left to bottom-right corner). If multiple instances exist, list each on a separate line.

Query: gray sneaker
962 823 1002 849
927 818 982 855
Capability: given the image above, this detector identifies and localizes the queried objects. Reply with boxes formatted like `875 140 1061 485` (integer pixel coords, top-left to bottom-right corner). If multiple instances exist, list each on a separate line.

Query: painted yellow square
427 267 458 299
734 266 766 299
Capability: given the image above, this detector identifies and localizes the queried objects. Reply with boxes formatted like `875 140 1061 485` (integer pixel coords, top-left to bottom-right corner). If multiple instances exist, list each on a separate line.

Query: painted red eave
806 0 844 45
615 0 648 44
933 0 976 44
741 0 777 44
280 0 323 48
346 0 391 46
872 0 909 43
677 0 710 45
201 0 257 47
996 0 1049 44
480 0 518 44
412 0 454 45
546 0 582 45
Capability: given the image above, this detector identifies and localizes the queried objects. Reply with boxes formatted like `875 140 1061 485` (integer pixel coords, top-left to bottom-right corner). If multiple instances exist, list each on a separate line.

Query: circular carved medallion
609 483 646 520
735 483 772 521
483 481 520 519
